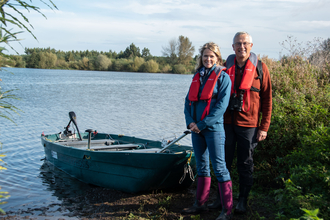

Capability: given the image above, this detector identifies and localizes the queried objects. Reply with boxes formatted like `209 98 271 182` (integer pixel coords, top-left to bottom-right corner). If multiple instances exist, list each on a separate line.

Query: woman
183 42 233 220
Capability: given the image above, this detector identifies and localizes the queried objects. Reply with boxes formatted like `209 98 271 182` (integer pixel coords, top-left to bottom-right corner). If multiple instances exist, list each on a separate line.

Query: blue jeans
192 130 231 182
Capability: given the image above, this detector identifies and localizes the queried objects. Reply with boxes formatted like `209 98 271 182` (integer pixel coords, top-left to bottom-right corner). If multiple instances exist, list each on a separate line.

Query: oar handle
157 130 191 153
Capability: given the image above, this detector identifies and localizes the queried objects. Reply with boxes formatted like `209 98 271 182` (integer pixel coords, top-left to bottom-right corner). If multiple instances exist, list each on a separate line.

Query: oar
157 130 191 153
69 111 82 141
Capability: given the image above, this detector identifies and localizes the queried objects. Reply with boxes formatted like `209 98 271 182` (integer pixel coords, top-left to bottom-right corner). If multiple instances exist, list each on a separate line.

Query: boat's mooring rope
179 151 195 184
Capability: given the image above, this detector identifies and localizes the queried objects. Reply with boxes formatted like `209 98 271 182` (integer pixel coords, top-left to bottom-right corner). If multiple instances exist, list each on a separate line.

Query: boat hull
41 132 195 193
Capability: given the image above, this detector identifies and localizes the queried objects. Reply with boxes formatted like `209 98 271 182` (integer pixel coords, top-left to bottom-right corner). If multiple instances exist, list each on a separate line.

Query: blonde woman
183 42 233 220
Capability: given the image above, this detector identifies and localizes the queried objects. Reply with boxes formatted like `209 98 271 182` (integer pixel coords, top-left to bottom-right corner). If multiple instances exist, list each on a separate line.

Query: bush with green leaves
95 54 112 71
293 208 324 220
55 59 69 69
128 57 144 72
160 64 172 73
110 59 131 72
172 64 186 74
252 54 330 218
139 59 159 73
273 126 330 219
11 55 25 68
38 52 57 69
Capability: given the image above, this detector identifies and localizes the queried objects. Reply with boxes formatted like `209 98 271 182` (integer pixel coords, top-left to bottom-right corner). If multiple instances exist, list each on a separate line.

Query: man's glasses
234 42 251 47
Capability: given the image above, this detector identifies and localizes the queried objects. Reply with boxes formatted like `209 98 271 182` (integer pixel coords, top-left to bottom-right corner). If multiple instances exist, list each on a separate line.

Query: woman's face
202 49 218 69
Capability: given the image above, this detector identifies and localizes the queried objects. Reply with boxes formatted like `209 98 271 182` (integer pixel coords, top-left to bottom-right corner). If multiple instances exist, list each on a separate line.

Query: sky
4 0 330 60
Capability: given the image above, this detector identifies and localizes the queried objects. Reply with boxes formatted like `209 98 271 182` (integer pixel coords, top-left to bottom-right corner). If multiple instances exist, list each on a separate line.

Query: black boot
207 187 222 209
235 184 251 214
235 197 248 214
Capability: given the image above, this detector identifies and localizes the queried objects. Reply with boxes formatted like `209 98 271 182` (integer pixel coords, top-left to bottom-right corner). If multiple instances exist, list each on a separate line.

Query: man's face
232 34 253 61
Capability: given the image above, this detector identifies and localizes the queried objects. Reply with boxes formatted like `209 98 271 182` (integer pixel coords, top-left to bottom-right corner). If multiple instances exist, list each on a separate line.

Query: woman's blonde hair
196 42 222 70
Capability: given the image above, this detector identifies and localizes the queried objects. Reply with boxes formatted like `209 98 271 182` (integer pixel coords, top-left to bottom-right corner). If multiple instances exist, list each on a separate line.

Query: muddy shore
1 181 275 220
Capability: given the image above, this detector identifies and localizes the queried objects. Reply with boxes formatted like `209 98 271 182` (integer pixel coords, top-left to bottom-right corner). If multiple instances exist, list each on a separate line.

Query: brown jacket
224 62 272 132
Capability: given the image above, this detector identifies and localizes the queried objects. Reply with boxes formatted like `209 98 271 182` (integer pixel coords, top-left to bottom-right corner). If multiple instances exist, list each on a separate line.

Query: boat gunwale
41 133 193 155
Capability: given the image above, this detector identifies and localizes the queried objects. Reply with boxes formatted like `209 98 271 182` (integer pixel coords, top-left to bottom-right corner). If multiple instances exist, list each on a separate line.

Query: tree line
0 36 198 74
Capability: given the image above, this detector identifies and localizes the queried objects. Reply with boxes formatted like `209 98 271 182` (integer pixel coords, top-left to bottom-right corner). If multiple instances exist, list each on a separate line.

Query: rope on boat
179 151 195 184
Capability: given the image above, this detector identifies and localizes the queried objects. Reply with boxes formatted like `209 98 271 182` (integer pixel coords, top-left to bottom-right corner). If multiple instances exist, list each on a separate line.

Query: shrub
11 55 25 68
185 64 196 74
139 59 159 73
68 61 79 70
0 56 16 67
128 57 145 72
160 64 172 73
252 54 330 218
172 64 186 74
55 59 69 69
276 126 330 218
95 54 112 71
78 57 90 70
110 59 131 72
38 52 57 69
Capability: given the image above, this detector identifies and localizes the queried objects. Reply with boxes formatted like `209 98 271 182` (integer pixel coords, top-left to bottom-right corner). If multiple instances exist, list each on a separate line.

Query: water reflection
38 161 93 201
35 161 154 218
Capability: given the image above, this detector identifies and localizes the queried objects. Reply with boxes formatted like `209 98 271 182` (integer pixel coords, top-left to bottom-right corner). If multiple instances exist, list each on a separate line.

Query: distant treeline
1 36 198 74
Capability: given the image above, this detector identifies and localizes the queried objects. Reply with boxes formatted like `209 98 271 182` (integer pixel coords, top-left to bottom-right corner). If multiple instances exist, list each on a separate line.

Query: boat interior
54 135 161 153
44 112 190 154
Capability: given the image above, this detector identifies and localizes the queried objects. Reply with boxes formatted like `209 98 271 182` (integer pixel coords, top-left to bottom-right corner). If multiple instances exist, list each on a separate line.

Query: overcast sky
4 0 330 60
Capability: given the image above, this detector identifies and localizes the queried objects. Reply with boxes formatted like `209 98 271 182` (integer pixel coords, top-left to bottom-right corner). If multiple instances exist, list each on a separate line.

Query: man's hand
257 130 267 142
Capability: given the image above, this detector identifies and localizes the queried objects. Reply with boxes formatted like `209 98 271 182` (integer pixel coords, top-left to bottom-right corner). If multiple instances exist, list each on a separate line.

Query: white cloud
3 0 330 59
299 20 330 28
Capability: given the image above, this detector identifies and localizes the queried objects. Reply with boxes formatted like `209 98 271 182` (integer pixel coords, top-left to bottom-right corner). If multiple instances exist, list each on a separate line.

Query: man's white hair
233 32 253 44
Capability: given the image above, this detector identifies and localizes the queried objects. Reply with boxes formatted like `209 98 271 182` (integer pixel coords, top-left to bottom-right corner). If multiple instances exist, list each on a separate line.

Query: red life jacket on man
226 52 258 112
188 65 226 120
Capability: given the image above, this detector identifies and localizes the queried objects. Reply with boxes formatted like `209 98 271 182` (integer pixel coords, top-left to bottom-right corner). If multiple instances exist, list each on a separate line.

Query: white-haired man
209 31 272 214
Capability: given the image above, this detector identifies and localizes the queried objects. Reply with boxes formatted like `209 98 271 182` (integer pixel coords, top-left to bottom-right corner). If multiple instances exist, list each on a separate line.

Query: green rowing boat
41 112 196 193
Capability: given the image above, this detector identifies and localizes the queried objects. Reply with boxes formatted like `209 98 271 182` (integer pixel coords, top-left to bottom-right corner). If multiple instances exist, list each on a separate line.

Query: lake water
0 68 193 217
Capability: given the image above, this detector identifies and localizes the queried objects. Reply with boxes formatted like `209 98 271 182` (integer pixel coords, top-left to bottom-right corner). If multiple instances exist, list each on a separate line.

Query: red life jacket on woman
226 52 258 112
188 65 226 120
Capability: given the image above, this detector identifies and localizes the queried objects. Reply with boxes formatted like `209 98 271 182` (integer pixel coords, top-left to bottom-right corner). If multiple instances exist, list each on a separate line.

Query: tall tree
177 35 195 65
162 38 177 64
141 47 151 59
122 43 141 59
65 51 75 62
26 50 39 68
162 36 195 65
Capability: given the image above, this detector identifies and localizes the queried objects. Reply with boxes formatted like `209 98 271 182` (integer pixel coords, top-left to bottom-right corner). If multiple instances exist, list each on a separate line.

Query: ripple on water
0 69 193 215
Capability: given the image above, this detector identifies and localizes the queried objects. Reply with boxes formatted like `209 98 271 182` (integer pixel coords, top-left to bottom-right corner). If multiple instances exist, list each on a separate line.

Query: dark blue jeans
224 124 258 186
192 130 231 183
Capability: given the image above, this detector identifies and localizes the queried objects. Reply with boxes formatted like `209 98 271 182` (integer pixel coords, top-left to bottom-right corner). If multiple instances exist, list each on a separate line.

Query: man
224 31 272 213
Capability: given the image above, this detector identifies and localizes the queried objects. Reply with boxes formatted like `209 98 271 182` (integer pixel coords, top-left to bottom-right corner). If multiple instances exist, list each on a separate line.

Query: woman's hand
189 122 201 134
